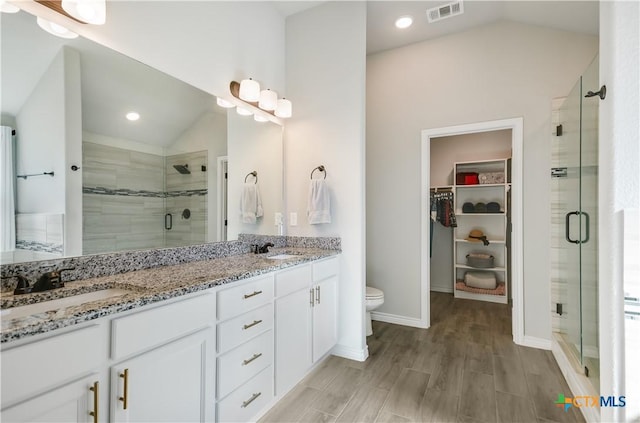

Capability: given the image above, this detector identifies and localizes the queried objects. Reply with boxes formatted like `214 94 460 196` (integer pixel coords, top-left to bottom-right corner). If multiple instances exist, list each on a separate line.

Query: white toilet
365 286 385 336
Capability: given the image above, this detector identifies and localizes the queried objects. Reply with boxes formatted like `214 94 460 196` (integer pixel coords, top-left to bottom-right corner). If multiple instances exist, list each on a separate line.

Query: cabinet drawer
313 256 339 282
218 330 273 399
217 304 273 354
1 325 103 408
275 265 311 297
217 274 274 321
111 293 214 360
217 366 273 423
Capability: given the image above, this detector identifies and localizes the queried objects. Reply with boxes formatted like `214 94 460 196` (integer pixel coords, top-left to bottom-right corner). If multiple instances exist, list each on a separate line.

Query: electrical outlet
274 212 283 226
290 212 298 226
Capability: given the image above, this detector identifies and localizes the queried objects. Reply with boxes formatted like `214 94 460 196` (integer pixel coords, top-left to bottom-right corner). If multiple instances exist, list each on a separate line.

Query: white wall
19 1 286 100
227 112 283 239
367 21 598 341
598 1 640 421
16 49 67 215
284 2 367 360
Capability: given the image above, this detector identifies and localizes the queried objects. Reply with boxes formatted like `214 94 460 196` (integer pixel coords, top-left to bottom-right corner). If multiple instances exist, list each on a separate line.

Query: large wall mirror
0 10 283 265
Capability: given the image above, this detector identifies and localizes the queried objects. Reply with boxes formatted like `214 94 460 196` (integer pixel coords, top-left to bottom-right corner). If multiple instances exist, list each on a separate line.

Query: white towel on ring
240 183 263 224
308 179 331 224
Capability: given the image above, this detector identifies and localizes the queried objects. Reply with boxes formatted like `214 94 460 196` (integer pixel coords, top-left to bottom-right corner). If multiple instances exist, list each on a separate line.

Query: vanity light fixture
274 98 292 118
239 78 260 102
36 16 78 38
216 97 234 108
0 0 20 13
395 15 413 29
258 89 278 111
236 107 252 116
61 0 105 25
126 111 140 121
254 114 268 123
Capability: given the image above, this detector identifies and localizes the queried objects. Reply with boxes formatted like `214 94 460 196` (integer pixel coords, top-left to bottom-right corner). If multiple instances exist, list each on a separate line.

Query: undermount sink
1 288 132 320
267 254 299 260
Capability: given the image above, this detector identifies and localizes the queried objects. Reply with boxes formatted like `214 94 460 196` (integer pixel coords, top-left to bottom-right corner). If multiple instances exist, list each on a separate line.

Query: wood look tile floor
259 292 585 423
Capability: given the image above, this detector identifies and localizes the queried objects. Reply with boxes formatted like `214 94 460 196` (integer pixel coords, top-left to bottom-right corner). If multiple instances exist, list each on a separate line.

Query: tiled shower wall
165 151 207 248
82 142 207 254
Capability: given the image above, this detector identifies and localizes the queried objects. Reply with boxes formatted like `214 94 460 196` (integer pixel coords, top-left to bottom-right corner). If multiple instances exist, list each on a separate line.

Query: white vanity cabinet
215 274 275 422
274 256 339 396
109 292 216 423
0 324 106 422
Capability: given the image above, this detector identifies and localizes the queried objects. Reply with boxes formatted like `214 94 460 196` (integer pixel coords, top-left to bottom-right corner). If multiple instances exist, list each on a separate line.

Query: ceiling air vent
426 1 464 23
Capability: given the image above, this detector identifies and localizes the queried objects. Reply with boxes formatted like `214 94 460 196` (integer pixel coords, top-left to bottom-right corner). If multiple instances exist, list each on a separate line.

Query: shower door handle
580 211 590 244
565 211 579 244
165 213 172 230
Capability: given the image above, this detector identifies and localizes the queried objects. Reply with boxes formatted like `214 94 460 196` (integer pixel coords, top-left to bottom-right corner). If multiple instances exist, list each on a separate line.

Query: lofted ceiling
276 1 599 55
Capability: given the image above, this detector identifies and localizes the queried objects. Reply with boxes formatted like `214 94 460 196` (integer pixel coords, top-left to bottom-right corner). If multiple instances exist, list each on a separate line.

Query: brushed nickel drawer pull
244 290 263 299
241 392 262 408
243 319 262 330
316 286 320 304
89 381 99 423
310 288 314 307
119 369 129 410
242 352 263 365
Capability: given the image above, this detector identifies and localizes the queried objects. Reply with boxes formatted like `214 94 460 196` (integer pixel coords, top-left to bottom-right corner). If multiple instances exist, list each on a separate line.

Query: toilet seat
366 286 384 300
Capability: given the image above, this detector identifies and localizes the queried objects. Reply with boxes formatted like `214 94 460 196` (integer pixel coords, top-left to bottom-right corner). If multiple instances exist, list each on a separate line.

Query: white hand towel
308 179 331 224
240 183 263 224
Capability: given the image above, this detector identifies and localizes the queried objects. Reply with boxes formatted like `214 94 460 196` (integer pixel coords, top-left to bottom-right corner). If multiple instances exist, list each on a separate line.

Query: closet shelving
453 158 510 304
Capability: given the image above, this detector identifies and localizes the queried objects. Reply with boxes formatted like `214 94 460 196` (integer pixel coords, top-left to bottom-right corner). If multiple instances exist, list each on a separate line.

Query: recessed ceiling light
126 112 140 121
395 15 413 29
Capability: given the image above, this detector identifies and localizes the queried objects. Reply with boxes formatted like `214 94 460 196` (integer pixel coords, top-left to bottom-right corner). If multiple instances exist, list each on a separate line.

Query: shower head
173 164 191 175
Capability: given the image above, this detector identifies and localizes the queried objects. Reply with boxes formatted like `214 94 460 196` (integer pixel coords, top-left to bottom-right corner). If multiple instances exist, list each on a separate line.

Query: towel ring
245 171 257 184
310 165 326 180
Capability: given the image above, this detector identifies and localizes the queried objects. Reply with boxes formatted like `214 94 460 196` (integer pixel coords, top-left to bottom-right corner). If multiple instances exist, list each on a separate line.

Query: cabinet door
312 276 338 362
1 374 102 423
275 287 312 395
111 328 214 423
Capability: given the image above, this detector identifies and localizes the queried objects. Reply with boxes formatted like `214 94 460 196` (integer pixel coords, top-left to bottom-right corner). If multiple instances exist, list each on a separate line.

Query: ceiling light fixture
395 15 413 29
126 112 140 121
36 16 78 38
61 0 105 24
0 0 20 13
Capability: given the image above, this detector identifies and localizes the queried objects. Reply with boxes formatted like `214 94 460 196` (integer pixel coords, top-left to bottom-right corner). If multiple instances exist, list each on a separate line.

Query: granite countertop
0 248 339 344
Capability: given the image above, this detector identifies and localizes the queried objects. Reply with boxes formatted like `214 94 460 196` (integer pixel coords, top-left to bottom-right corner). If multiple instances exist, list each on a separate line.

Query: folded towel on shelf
240 183 263 224
308 179 331 224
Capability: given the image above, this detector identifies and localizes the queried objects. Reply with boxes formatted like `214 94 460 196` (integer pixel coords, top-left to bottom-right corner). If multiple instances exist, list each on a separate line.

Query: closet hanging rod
244 171 258 184
17 171 54 180
311 165 326 180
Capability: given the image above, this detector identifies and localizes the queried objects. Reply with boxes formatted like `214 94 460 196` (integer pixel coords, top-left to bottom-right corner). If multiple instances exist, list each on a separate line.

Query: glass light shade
0 0 20 13
216 97 234 108
236 106 252 116
395 15 413 29
258 89 278 111
36 17 79 39
62 0 106 25
254 114 268 122
274 98 292 118
239 78 260 102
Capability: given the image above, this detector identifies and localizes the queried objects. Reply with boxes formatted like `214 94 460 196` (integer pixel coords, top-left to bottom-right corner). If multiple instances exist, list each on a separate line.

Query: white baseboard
520 335 552 350
430 286 453 293
371 311 429 329
332 344 368 362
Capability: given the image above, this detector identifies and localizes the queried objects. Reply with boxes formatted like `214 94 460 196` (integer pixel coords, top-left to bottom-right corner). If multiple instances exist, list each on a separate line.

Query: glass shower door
553 55 599 393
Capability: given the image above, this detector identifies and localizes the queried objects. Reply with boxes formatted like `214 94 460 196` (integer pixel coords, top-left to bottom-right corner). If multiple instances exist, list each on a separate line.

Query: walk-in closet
428 130 513 304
